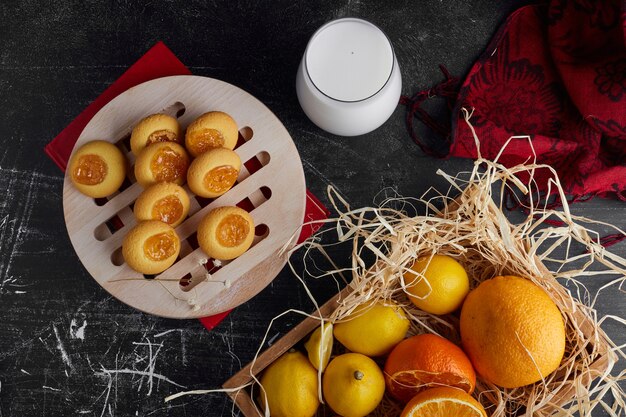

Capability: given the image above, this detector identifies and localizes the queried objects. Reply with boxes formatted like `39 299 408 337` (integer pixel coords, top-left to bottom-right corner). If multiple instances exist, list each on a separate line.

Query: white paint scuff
69 319 88 340
52 324 74 370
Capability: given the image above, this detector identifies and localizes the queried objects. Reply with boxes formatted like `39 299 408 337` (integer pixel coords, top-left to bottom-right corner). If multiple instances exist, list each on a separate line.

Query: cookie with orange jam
130 114 183 156
187 148 241 198
134 142 190 188
68 140 126 198
122 220 181 274
134 183 190 227
198 206 254 260
185 111 238 157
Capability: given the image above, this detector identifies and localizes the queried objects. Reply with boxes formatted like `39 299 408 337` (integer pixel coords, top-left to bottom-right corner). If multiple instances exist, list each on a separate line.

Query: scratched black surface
1 1 625 416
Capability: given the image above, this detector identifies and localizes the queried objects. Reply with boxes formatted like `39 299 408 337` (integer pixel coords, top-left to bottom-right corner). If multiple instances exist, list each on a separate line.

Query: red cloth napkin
404 1 625 203
452 0 626 201
45 42 329 330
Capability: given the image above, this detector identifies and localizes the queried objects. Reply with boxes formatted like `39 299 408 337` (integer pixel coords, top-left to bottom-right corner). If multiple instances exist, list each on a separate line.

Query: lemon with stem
322 353 385 417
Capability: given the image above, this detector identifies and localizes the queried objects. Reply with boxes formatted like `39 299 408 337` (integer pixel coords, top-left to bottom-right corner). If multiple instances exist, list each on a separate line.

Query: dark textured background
1 1 625 416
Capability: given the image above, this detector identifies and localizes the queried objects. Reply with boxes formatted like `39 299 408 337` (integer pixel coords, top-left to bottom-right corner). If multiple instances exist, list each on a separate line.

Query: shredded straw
167 109 626 417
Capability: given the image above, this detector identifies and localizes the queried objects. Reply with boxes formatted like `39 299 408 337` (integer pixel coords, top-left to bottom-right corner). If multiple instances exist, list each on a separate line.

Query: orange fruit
400 386 487 417
460 275 566 388
403 254 469 315
384 333 476 404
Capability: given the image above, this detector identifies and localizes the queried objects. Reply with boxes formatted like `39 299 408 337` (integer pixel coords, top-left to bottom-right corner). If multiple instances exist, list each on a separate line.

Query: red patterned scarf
403 0 626 202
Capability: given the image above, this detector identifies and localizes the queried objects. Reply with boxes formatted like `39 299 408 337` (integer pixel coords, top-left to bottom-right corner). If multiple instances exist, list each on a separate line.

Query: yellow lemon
322 353 385 417
403 254 469 315
304 323 333 371
333 300 409 357
259 350 319 417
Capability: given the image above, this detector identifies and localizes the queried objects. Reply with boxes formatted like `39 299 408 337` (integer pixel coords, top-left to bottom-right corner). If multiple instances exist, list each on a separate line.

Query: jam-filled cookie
68 140 126 198
187 147 241 198
185 111 238 157
130 113 183 156
122 220 181 274
197 206 255 260
134 142 190 188
134 182 190 228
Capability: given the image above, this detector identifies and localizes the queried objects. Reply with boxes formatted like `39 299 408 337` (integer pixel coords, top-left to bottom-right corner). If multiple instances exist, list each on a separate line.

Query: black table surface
1 1 625 416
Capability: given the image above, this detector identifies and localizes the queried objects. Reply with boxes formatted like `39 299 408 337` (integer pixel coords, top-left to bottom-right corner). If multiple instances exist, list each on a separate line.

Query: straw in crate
178 119 626 416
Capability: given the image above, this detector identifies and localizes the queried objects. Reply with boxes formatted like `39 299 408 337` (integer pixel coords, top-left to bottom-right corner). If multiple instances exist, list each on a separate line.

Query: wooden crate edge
222 286 352 417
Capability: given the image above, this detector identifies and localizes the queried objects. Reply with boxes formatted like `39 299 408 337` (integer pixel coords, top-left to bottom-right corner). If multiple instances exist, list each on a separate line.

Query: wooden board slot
240 151 270 182
110 246 124 266
255 224 269 237
116 133 132 154
239 126 253 142
170 101 186 118
179 258 225 292
118 176 133 193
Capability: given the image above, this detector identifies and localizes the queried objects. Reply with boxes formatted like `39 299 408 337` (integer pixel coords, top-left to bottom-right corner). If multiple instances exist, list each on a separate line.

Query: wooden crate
222 199 617 417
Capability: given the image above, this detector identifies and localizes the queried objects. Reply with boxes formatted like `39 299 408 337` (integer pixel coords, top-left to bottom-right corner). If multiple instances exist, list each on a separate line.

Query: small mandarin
384 333 476 404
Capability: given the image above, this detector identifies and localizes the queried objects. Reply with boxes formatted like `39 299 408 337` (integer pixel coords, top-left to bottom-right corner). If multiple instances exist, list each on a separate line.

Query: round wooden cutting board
62 75 307 319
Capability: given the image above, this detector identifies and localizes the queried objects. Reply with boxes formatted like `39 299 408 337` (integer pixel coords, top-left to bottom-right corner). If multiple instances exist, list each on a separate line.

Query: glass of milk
296 17 402 136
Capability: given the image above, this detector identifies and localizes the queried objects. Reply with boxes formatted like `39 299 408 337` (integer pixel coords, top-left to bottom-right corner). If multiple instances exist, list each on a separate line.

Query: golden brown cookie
68 140 127 198
197 206 255 260
122 220 181 274
133 183 190 227
187 147 241 198
185 111 238 157
130 113 182 156
134 142 190 188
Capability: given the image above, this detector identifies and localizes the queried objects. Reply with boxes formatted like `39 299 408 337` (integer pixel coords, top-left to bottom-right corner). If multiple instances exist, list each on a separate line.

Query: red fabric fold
45 42 191 172
451 0 626 201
